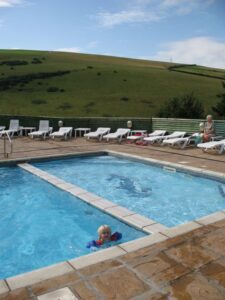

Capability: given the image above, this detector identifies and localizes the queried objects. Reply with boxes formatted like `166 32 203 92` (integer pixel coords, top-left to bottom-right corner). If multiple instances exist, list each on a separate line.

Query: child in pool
87 225 122 249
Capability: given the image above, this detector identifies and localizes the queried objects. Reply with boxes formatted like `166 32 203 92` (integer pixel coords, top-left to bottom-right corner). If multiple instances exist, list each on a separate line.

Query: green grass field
0 49 224 117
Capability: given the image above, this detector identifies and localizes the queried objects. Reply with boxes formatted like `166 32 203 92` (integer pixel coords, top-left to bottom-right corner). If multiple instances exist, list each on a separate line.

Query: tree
158 93 204 119
212 82 225 118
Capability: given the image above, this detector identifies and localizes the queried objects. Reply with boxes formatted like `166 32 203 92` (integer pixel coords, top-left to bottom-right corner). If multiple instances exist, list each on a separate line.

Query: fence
0 115 224 137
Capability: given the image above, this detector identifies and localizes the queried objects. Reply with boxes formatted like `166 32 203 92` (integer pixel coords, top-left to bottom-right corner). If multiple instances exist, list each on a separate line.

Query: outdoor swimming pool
0 166 145 279
34 154 225 227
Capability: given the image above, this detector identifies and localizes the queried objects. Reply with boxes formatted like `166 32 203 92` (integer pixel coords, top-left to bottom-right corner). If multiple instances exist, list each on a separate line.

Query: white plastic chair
28 120 52 140
144 131 186 145
84 127 111 141
50 127 73 140
197 139 225 154
0 120 20 137
103 128 130 143
162 134 197 149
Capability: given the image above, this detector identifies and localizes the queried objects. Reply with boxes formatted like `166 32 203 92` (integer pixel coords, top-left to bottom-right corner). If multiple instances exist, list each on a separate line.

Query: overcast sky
0 0 225 68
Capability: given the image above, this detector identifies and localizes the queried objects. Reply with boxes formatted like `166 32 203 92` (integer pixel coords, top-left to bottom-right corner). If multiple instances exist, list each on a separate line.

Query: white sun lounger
0 120 20 137
0 126 5 131
127 129 166 142
50 127 73 140
197 139 225 154
162 134 197 149
103 128 130 143
84 127 110 141
28 120 52 140
144 131 186 144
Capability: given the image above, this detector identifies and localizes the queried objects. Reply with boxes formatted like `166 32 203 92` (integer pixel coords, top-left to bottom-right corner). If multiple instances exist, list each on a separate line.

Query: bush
58 102 72 110
120 97 129 102
0 60 28 66
47 87 59 92
97 72 101 76
31 57 42 64
31 99 47 105
87 66 93 69
158 93 204 118
212 82 225 118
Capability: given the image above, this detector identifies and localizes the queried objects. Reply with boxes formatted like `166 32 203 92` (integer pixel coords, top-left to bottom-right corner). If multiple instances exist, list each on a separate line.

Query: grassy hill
0 49 224 117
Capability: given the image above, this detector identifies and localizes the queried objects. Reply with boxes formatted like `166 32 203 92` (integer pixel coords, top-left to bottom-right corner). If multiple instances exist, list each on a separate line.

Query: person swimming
86 225 122 249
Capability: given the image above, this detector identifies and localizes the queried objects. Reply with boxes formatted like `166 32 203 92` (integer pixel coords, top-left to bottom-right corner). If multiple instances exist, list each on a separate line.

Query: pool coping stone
6 262 74 291
0 280 9 294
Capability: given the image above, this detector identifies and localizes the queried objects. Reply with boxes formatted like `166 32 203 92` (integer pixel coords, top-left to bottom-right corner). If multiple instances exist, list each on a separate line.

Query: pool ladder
3 132 13 158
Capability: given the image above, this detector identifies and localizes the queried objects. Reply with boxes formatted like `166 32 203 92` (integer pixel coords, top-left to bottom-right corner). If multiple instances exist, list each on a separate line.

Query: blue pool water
0 166 145 279
34 155 225 227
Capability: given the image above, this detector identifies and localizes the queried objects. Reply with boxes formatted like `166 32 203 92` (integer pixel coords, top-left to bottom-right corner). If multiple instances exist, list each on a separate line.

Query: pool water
0 166 145 279
34 155 225 227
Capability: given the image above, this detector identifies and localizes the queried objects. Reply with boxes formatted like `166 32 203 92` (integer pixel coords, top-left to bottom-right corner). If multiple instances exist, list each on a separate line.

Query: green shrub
31 99 47 105
212 82 225 118
47 87 59 92
120 97 129 101
158 93 204 118
58 102 72 110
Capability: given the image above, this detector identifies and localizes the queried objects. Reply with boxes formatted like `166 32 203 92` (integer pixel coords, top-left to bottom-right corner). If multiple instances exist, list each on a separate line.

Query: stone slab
70 246 126 270
123 214 156 228
7 262 74 290
161 221 201 238
120 233 168 253
38 287 78 300
0 280 9 295
196 212 225 225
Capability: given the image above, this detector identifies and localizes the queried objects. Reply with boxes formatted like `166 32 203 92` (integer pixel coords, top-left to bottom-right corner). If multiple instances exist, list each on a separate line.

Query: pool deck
1 137 225 299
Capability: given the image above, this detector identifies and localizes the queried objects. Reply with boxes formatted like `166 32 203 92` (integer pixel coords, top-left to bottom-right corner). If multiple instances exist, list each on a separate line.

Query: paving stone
197 228 225 255
121 244 161 263
70 280 102 300
200 260 225 288
130 252 178 279
150 263 191 287
79 259 122 277
131 291 168 300
211 218 225 228
90 266 150 300
0 288 31 300
169 274 225 300
37 287 77 300
182 225 214 240
165 241 219 269
31 272 80 295
0 281 9 296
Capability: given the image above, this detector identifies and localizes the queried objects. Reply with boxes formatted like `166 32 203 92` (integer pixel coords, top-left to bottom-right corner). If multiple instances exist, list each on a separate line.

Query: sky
0 0 225 69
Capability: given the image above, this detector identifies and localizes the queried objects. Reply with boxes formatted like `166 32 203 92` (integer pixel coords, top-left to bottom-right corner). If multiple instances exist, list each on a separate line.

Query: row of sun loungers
1 120 225 154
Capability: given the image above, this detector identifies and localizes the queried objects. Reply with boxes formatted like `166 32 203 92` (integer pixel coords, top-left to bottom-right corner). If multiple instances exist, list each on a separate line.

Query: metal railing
3 132 13 158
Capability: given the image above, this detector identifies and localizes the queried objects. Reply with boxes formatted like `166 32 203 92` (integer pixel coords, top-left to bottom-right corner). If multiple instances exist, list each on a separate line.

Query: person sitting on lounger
202 115 215 142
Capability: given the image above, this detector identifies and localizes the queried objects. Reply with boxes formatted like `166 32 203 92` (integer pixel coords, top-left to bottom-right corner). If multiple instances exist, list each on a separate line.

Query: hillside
0 49 224 117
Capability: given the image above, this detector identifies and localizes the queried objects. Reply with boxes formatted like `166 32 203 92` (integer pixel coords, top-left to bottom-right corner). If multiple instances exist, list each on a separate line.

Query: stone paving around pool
0 137 225 299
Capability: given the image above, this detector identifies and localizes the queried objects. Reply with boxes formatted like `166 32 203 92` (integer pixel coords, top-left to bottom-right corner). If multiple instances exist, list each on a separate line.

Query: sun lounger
0 120 20 137
197 139 225 154
127 130 166 143
28 120 52 140
84 127 110 141
50 127 73 140
162 134 197 149
0 126 5 131
103 128 130 143
144 131 186 145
